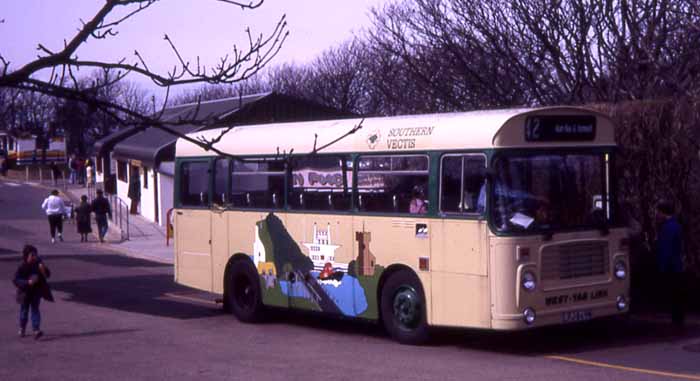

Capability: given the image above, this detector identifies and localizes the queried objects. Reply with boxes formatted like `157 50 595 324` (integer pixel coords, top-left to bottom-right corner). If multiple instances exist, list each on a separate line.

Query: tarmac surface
3 177 700 380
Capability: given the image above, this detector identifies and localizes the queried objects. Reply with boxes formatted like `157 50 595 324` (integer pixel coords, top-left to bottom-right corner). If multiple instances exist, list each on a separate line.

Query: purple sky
1 0 389 94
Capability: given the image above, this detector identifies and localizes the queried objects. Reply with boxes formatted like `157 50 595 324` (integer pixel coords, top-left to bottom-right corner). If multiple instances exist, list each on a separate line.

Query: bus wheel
380 270 429 345
227 260 264 323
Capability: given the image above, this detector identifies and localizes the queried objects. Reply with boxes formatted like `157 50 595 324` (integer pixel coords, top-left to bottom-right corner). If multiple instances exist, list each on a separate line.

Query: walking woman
13 245 53 340
75 195 92 242
41 189 66 244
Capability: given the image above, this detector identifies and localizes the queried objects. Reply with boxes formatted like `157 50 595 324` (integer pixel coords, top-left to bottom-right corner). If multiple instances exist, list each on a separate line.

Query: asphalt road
1 179 700 381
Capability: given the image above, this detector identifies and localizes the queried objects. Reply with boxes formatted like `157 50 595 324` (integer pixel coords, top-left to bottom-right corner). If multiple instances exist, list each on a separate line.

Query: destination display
524 115 596 142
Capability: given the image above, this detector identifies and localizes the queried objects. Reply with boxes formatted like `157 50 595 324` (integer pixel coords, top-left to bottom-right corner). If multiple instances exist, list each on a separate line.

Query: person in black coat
91 189 112 243
75 195 93 242
13 245 53 339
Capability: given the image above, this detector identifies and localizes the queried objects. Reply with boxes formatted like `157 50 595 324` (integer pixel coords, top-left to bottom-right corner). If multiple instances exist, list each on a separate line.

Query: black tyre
227 260 264 323
380 270 429 345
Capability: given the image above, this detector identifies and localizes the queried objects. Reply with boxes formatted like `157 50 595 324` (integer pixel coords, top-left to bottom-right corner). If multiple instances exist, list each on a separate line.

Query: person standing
75 195 92 242
76 156 85 185
41 189 66 244
91 189 112 243
656 201 685 326
68 154 77 184
50 162 61 186
85 159 94 187
128 171 141 214
13 245 53 340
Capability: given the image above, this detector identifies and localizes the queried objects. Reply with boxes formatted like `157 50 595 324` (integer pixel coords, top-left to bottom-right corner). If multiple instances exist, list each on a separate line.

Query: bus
0 132 67 167
173 107 630 344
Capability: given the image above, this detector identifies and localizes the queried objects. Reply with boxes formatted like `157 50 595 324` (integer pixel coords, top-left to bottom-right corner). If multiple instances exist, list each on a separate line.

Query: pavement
6 172 175 264
62 183 174 264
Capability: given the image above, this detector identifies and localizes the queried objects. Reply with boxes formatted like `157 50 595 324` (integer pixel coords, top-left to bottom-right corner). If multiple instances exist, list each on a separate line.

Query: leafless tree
171 76 271 105
368 0 700 109
0 0 289 155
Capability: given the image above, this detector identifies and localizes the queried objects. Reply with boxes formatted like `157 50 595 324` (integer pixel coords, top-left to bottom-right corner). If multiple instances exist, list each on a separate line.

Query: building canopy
111 92 352 168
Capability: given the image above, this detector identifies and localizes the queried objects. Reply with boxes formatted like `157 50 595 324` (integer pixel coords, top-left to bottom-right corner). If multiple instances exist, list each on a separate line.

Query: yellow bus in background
173 107 630 344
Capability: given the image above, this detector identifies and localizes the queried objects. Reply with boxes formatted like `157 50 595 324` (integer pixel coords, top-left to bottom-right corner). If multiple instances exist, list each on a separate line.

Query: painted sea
279 271 368 316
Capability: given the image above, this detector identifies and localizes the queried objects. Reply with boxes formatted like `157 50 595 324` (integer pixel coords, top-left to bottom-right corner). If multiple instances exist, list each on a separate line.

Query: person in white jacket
41 190 66 244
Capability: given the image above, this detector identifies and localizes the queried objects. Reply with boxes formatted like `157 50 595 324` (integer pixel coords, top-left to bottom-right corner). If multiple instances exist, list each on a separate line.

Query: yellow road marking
546 355 700 380
164 292 216 305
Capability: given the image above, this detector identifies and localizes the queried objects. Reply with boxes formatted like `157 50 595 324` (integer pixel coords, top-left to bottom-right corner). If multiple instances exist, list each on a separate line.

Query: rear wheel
227 260 264 323
380 270 429 345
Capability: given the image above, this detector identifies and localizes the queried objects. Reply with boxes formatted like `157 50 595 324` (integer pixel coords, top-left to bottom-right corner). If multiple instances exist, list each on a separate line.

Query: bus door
431 154 490 327
175 160 213 291
175 208 212 291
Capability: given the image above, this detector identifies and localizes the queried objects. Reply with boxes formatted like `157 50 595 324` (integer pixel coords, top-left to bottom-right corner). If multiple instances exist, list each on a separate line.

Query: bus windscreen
491 153 610 233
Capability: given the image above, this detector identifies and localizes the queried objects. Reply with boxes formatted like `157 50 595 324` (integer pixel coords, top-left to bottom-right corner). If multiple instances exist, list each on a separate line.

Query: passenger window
289 155 352 211
213 158 230 206
440 155 486 214
180 161 210 207
231 159 285 209
356 155 429 214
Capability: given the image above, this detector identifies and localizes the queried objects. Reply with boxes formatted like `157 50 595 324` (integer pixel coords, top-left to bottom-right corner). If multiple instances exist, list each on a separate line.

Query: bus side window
289 155 352 212
231 159 285 209
357 155 429 214
213 158 230 206
440 154 486 215
180 161 210 207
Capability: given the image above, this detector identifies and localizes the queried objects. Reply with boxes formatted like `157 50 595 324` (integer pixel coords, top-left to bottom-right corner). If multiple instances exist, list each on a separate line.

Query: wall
138 166 157 223
158 173 174 228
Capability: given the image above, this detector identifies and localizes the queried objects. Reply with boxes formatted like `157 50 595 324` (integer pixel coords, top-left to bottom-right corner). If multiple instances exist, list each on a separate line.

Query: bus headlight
616 295 627 311
523 308 536 325
614 261 627 280
521 271 537 292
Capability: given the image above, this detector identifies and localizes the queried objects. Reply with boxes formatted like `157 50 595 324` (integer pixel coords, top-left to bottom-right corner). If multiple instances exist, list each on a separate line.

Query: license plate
562 310 592 323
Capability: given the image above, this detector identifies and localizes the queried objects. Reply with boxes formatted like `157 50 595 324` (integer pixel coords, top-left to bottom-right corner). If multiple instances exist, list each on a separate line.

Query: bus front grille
541 241 609 281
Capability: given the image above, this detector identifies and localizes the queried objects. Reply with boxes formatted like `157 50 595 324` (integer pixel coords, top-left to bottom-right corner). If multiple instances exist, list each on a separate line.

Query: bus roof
175 106 615 158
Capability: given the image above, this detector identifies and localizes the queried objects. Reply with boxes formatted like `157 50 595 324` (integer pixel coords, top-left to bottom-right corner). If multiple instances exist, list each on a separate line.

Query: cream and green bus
173 107 630 344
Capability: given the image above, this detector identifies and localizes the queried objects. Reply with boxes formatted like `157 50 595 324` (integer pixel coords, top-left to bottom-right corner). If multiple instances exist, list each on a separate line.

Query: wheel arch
376 264 425 321
223 252 255 311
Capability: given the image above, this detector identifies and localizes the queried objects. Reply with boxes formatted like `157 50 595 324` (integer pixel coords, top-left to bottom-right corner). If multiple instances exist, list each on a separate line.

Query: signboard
525 115 596 142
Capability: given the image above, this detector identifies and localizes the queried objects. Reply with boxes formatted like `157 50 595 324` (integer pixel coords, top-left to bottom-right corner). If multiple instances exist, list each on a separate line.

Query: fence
13 166 70 191
107 193 130 241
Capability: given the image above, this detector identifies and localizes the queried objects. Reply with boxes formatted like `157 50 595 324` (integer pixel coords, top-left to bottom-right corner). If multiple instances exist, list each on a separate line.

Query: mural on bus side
251 213 384 319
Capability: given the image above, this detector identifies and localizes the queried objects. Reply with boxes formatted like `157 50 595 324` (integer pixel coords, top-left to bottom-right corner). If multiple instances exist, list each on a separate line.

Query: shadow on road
262 309 386 339
50 274 221 320
38 328 142 343
427 316 700 355
0 253 169 268
254 309 700 354
47 253 170 268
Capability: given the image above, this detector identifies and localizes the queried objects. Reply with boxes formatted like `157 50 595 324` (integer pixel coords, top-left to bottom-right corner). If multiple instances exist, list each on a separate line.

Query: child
13 245 53 340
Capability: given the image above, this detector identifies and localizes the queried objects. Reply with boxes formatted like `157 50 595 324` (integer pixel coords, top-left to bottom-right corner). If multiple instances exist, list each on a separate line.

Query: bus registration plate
562 310 592 323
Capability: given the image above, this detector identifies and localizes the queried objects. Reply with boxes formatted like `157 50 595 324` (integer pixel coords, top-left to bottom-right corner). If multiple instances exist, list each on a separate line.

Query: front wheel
227 260 264 323
380 270 429 345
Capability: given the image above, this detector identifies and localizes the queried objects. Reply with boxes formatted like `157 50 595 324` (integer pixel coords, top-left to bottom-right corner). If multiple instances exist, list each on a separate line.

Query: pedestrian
68 154 77 184
50 162 61 186
656 200 685 326
91 189 112 243
85 159 94 187
41 189 66 244
76 156 85 185
13 245 53 340
128 171 141 214
0 151 7 177
75 195 92 242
